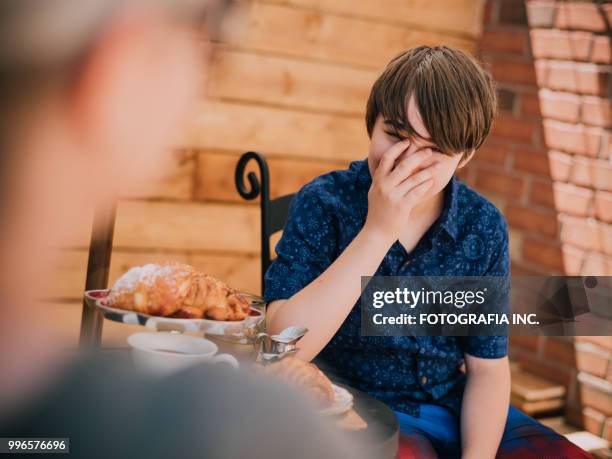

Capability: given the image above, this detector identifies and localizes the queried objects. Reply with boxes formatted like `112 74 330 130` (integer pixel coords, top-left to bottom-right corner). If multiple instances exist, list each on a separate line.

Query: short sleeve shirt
263 158 510 418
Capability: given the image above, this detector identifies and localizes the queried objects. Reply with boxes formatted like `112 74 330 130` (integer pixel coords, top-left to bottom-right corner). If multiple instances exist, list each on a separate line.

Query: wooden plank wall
46 0 485 347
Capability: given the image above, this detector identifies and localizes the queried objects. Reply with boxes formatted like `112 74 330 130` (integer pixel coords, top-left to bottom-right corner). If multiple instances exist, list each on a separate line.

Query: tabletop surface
330 379 399 459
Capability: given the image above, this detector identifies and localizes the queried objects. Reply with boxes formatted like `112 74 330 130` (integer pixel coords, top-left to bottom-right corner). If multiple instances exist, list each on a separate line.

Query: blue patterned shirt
263 158 509 418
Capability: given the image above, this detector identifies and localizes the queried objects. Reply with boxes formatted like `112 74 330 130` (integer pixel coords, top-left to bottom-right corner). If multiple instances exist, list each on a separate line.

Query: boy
264 46 590 458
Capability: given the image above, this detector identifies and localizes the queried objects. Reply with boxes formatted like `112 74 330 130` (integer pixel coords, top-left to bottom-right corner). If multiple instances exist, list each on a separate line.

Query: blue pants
395 404 592 458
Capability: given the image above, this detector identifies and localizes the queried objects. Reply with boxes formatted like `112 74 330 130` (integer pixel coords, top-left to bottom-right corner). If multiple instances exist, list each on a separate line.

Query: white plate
88 289 265 335
319 384 354 416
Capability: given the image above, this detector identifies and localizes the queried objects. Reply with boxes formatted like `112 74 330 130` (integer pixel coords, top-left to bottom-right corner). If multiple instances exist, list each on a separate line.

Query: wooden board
183 100 369 161
259 0 486 38
227 3 476 69
510 394 564 415
195 150 350 202
119 150 195 201
113 201 260 253
511 367 567 401
209 48 375 115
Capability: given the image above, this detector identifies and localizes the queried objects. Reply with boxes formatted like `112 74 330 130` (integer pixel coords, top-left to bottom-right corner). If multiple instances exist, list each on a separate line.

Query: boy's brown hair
365 45 497 160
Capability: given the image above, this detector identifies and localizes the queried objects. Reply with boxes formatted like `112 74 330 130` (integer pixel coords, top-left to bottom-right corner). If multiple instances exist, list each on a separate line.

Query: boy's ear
457 149 476 169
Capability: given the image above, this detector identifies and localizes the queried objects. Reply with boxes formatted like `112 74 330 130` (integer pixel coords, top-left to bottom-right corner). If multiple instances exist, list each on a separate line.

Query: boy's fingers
387 148 432 186
396 165 436 195
374 139 411 180
403 178 434 204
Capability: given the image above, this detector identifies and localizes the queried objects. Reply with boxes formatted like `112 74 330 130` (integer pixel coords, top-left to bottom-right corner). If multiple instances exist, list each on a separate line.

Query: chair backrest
235 152 294 296
79 201 118 348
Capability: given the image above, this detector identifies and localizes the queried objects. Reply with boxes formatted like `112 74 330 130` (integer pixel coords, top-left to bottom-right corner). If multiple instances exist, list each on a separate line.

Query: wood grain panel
227 3 476 68
184 100 369 160
195 150 350 202
113 201 260 253
259 0 485 38
209 48 375 115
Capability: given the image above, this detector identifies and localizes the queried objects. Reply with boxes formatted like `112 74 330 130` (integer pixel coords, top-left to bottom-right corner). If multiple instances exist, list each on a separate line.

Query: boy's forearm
460 358 510 459
267 226 393 362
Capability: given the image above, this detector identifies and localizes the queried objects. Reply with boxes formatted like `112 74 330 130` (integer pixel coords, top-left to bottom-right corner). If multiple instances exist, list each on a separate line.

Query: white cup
127 332 239 376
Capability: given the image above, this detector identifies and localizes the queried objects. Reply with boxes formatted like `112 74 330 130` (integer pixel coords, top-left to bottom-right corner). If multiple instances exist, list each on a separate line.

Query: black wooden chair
79 151 292 348
234 151 294 295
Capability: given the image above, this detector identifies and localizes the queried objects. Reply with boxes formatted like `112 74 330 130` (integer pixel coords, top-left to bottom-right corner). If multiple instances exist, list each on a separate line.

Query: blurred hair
365 45 498 159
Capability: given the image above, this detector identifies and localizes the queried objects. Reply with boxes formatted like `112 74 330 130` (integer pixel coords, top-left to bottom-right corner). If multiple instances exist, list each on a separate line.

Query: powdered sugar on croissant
109 262 250 321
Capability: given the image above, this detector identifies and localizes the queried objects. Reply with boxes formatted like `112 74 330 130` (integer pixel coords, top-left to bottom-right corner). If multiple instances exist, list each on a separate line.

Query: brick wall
471 0 611 438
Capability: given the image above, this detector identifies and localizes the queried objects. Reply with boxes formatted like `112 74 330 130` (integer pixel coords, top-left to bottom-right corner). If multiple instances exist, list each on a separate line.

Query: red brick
499 0 528 25
475 141 509 166
577 64 610 97
585 127 606 157
543 120 587 155
569 31 596 62
520 91 541 117
594 190 612 222
509 336 541 352
492 113 538 143
481 29 528 55
543 337 577 367
604 4 612 30
548 150 573 181
529 179 556 208
474 168 525 199
579 381 612 417
582 96 611 128
571 156 594 187
539 89 581 123
517 351 575 385
601 222 612 256
562 243 585 275
490 58 538 86
530 29 572 59
497 88 517 112
534 59 549 87
545 60 579 92
553 182 594 217
530 30 592 61
483 0 495 24
605 417 612 442
582 252 612 275
511 262 546 276
576 342 611 379
582 406 606 437
591 158 612 191
523 237 564 271
507 204 558 236
559 214 601 251
513 148 550 176
556 2 607 32
592 35 611 64
526 1 556 28
576 337 612 352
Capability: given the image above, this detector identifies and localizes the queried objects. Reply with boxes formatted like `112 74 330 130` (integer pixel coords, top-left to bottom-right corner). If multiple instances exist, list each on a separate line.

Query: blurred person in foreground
0 1 363 458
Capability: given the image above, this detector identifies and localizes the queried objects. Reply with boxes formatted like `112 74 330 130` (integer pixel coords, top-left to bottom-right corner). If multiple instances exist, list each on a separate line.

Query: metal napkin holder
252 326 308 365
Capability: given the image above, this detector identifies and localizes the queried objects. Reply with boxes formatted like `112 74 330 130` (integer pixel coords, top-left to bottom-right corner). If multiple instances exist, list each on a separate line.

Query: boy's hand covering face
365 139 439 242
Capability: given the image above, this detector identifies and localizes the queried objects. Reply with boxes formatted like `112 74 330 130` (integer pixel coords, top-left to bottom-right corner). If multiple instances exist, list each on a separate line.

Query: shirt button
421 375 428 385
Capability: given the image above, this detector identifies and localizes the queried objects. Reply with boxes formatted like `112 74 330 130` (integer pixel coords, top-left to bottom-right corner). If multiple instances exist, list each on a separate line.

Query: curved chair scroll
235 152 294 295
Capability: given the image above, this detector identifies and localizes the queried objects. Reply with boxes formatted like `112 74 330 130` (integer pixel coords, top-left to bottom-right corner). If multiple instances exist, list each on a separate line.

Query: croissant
108 262 250 321
255 357 335 408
